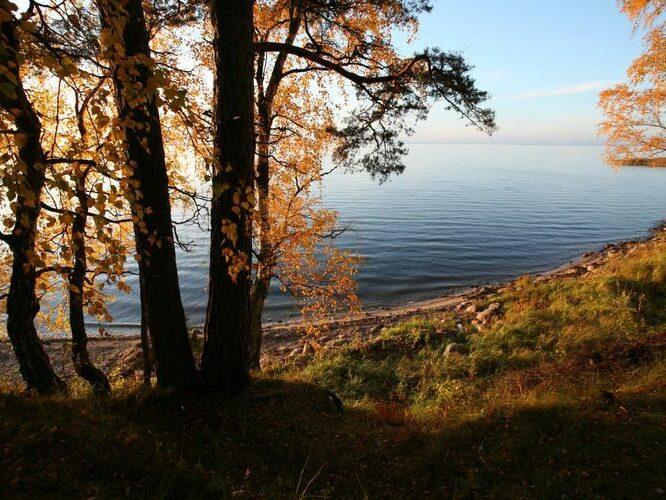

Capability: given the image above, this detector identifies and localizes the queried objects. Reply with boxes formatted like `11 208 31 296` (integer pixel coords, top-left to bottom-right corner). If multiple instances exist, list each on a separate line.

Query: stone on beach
476 302 500 322
465 303 479 314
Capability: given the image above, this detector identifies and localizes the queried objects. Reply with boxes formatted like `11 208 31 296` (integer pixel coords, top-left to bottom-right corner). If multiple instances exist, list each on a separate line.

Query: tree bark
248 118 273 370
248 274 270 370
68 169 111 396
249 14 301 370
140 279 152 386
0 2 66 394
201 0 255 395
96 0 197 391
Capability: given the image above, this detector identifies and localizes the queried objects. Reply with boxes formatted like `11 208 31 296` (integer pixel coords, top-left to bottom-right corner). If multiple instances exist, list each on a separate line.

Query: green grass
1 238 665 498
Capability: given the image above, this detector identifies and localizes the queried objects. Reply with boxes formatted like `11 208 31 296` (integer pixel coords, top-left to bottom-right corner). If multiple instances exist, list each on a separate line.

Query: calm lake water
23 144 666 335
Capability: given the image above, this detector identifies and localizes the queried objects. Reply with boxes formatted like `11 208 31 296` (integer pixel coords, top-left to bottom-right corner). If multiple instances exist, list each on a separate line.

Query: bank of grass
1 238 665 497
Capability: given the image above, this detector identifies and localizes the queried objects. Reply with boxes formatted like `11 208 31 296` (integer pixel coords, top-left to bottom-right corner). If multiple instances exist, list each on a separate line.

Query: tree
96 0 197 390
201 0 256 395
0 0 66 393
250 0 361 368
247 0 495 367
66 163 111 395
599 0 665 165
0 0 494 396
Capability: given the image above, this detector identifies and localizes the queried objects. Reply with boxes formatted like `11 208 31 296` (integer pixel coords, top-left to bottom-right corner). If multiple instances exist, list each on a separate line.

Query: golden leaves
221 219 238 246
599 1 665 164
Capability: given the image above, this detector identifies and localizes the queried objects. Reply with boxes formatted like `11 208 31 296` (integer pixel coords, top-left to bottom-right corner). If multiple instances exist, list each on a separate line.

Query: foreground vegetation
2 235 665 498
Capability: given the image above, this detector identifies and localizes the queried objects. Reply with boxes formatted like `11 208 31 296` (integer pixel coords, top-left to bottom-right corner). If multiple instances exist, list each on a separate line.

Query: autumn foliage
0 0 493 394
599 0 665 165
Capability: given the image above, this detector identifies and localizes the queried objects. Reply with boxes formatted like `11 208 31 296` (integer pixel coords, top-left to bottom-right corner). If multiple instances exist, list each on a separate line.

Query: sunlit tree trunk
201 0 255 394
0 2 65 394
96 0 197 391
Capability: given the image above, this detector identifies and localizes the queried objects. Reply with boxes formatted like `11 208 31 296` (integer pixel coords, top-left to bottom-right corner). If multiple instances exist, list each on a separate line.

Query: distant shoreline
611 157 666 168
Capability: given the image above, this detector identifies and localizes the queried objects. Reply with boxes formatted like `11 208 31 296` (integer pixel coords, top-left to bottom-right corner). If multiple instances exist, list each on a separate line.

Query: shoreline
1 220 665 383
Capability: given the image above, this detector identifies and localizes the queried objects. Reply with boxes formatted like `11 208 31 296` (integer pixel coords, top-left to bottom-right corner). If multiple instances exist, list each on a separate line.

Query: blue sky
398 0 644 145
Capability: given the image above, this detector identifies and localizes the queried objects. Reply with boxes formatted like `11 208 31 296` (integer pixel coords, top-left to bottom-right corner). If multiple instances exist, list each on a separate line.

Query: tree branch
45 158 97 166
254 41 426 85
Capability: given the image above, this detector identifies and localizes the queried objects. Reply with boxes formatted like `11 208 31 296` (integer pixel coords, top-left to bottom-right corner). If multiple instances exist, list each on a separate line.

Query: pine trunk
0 4 65 394
201 0 255 395
96 0 197 391
139 281 152 386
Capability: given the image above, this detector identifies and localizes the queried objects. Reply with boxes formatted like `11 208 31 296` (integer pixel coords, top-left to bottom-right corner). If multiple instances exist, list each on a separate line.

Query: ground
0 224 665 498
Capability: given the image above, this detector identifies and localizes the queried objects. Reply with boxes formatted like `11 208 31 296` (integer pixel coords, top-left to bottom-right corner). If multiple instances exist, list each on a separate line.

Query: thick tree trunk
96 0 197 391
69 173 111 396
201 0 255 395
0 3 65 394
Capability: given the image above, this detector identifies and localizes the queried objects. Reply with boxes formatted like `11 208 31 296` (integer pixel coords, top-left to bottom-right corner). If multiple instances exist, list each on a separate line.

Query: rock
476 302 500 322
471 319 483 331
465 304 479 314
562 267 580 276
444 342 466 357
585 264 596 272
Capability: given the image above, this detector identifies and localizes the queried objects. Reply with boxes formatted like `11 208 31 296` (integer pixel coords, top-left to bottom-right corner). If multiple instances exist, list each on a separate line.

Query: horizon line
405 141 604 147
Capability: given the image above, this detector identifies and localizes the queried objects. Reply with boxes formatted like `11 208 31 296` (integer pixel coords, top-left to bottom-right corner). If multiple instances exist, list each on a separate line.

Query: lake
23 144 666 335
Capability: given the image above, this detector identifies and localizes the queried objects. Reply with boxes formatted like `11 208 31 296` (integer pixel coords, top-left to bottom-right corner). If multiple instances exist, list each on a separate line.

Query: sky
397 0 645 145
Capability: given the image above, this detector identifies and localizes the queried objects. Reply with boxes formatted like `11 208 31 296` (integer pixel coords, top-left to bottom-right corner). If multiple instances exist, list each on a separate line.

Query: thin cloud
512 81 611 99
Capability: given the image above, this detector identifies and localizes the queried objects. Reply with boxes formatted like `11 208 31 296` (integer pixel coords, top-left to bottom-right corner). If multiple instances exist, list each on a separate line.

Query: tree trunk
201 0 255 395
248 18 300 369
96 0 197 391
0 3 65 394
140 279 152 386
248 121 273 370
249 274 270 370
69 171 111 396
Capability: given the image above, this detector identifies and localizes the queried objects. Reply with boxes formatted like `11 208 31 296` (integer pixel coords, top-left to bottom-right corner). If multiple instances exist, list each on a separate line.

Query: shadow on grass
1 377 665 498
